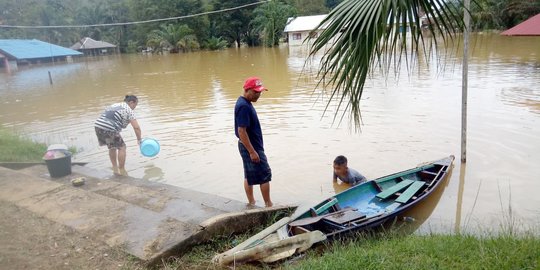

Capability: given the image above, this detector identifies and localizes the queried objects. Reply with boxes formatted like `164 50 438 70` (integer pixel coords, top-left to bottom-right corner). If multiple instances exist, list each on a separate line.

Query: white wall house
284 15 328 47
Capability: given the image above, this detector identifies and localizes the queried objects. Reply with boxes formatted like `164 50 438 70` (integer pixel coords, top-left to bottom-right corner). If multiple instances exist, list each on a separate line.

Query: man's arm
130 119 142 145
238 127 260 163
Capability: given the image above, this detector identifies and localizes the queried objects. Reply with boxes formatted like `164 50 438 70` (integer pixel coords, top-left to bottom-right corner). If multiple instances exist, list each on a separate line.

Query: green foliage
292 233 540 270
308 0 465 127
470 0 540 30
209 0 258 47
293 0 329 16
325 0 345 10
251 1 297 47
204 36 229 50
147 23 199 53
0 128 47 162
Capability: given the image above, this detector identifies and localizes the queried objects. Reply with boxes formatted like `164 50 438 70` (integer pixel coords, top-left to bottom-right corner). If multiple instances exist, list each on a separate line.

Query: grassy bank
0 128 47 162
290 232 540 270
147 228 539 270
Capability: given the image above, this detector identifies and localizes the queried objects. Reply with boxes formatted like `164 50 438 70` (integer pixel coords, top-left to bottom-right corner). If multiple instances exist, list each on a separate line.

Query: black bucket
45 152 72 178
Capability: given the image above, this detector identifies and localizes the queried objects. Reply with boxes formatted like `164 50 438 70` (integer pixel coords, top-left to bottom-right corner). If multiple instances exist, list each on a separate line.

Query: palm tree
147 24 199 53
308 0 466 126
177 34 200 53
204 37 229 50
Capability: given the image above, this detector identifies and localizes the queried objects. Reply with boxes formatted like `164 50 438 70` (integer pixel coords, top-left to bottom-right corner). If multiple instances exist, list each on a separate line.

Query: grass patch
290 232 540 270
0 128 47 162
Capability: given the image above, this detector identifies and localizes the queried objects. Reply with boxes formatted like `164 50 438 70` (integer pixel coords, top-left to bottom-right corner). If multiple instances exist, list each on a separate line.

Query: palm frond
308 0 466 128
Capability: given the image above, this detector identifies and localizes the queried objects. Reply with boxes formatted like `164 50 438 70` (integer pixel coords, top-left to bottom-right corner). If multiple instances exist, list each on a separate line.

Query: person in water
332 155 367 186
94 95 142 175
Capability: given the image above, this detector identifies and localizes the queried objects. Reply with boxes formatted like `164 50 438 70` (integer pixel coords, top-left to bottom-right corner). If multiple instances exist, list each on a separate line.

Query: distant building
284 15 328 46
70 37 117 55
0 39 82 72
501 13 540 36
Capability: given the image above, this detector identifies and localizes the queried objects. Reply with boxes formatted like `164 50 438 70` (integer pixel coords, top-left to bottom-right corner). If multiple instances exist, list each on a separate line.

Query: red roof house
501 13 540 36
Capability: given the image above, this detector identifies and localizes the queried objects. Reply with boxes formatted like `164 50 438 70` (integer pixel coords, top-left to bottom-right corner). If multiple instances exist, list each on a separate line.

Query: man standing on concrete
234 77 273 207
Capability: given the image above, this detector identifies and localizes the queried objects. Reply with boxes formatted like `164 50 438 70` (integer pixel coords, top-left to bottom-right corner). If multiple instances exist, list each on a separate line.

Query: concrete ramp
0 165 293 264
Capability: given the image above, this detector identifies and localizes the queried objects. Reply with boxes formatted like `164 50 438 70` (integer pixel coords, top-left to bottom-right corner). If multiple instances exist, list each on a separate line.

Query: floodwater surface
1 33 539 233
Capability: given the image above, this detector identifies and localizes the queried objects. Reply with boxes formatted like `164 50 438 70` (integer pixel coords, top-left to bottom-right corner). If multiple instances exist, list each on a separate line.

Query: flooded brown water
1 33 539 233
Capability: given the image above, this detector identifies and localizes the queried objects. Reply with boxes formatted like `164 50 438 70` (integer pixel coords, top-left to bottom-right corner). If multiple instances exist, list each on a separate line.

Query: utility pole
461 0 470 163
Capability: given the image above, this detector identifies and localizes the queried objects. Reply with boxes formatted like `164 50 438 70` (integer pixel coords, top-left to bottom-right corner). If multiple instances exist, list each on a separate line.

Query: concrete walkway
0 164 292 265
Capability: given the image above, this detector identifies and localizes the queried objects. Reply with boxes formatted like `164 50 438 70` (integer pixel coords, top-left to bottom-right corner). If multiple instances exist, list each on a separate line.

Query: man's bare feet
265 202 273 207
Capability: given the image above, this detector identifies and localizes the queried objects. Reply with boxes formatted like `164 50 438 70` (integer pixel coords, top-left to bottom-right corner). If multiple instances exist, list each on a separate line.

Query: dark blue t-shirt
234 96 264 151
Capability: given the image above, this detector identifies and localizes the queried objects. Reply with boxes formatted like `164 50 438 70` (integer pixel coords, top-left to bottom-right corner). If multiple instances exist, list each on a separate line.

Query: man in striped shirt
94 95 142 175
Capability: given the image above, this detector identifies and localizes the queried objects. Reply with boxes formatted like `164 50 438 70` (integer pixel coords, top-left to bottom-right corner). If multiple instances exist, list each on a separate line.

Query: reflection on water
454 163 467 234
399 164 453 234
142 165 164 182
333 181 352 194
1 34 539 232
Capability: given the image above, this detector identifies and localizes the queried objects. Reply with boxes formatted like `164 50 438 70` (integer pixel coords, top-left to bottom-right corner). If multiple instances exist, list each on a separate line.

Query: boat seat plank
313 197 339 216
289 207 356 228
322 210 366 225
395 181 426 203
376 179 414 200
421 170 437 175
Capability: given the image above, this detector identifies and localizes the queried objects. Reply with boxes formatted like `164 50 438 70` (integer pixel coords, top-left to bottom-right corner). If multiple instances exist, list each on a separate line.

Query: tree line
0 0 537 54
0 0 343 53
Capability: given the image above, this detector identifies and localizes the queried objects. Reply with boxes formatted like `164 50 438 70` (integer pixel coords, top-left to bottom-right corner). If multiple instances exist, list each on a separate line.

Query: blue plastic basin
140 138 160 157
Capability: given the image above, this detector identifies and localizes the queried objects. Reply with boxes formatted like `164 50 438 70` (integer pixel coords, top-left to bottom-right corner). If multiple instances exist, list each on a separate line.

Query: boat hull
214 155 455 265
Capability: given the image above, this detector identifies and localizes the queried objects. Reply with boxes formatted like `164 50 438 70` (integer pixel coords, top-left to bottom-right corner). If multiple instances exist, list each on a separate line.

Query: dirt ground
0 201 143 270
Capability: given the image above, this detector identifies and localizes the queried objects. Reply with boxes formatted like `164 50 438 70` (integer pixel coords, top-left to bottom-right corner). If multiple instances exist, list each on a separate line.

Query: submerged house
284 14 328 46
70 37 117 55
0 39 82 72
501 13 540 36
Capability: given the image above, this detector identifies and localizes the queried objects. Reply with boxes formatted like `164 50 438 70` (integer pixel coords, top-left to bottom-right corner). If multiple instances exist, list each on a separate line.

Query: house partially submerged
284 15 328 46
501 13 540 36
70 37 117 55
0 39 82 72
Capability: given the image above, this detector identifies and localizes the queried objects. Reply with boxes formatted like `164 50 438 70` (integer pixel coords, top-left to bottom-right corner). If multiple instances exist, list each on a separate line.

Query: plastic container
140 138 160 157
44 150 72 178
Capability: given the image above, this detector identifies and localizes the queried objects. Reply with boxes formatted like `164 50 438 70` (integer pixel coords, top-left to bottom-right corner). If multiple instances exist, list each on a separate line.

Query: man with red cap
234 76 273 207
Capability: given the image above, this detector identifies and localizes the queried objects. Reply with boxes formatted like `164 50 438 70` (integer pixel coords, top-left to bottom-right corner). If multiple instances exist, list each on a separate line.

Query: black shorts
238 142 272 186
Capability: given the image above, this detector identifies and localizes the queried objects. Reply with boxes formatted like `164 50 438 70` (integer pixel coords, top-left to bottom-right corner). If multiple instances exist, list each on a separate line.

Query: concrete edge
145 205 297 266
0 162 88 170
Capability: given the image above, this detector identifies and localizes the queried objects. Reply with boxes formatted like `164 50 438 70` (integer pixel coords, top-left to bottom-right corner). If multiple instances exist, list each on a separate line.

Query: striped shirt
94 102 136 132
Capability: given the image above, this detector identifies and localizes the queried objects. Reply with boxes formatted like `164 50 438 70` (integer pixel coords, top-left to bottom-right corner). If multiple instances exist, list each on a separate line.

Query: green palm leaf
309 0 466 127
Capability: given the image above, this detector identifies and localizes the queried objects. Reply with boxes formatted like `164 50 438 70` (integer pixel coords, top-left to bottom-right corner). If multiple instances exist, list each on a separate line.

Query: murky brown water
1 33 539 233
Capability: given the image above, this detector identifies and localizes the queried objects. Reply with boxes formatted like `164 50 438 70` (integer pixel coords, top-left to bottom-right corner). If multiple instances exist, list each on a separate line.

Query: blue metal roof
0 39 82 60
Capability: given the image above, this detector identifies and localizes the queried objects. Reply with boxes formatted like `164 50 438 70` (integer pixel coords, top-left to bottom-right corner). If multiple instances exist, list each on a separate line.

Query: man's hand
249 151 260 163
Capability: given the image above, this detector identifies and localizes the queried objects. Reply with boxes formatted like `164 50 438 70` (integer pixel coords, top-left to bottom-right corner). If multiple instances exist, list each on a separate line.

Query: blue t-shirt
334 168 367 186
235 96 264 151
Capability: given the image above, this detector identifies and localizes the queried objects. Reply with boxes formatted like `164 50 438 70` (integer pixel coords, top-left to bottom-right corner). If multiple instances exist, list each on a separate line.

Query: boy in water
332 155 367 186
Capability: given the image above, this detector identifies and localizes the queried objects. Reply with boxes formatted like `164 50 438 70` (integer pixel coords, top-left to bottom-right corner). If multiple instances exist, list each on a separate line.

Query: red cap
243 77 268 92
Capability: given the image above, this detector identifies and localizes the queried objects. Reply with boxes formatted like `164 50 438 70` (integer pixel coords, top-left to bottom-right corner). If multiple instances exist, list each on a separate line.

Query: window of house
292 33 302 40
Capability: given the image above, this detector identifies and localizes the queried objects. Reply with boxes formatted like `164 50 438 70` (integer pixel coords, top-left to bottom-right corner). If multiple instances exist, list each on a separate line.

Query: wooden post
461 0 470 163
48 71 53 85
3 57 10 75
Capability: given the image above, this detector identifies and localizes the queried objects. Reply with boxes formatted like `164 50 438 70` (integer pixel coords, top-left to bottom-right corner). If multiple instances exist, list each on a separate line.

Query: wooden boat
213 155 455 265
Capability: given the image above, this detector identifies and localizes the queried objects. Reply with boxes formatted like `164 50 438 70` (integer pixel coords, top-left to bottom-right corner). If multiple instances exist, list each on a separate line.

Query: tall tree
210 0 258 47
308 0 466 126
293 0 328 15
251 1 296 47
325 0 344 9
